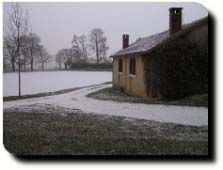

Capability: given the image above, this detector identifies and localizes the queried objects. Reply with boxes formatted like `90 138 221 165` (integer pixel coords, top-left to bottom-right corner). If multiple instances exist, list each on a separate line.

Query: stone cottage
110 7 208 98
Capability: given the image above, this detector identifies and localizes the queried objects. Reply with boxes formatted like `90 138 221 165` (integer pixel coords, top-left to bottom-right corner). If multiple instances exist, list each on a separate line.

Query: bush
159 38 208 98
70 63 112 70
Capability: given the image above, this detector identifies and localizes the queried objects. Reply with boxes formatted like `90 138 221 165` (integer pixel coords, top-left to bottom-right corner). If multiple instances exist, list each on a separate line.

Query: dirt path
3 83 208 126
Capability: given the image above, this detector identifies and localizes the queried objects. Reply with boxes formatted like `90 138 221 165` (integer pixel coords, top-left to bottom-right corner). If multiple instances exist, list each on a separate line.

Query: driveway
3 83 208 126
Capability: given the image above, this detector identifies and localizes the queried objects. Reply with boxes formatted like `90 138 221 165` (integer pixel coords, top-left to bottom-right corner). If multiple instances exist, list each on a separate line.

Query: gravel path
3 83 208 126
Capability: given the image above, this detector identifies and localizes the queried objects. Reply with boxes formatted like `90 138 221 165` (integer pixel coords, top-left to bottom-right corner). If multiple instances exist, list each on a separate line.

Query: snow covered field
3 72 208 126
3 71 112 97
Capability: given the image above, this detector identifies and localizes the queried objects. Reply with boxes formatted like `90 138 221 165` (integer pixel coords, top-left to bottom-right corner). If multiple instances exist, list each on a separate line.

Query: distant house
110 7 208 98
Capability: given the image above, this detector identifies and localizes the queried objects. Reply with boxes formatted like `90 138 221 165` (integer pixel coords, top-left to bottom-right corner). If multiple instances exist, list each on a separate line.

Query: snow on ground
3 71 112 96
4 83 208 126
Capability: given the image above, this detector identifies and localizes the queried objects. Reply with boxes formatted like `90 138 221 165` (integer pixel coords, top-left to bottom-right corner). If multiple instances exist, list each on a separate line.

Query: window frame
129 56 136 76
118 58 123 73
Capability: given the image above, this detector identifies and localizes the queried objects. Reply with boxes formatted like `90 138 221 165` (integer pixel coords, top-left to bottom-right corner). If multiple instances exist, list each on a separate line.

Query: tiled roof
111 17 208 57
113 30 169 56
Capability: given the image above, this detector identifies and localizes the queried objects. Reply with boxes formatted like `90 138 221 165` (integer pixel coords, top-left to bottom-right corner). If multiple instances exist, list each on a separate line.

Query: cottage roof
111 17 208 57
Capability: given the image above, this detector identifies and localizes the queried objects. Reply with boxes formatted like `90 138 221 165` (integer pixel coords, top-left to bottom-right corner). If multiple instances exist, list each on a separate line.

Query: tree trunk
18 57 21 97
30 59 34 72
59 64 61 70
11 59 15 72
42 62 44 71
64 63 67 70
17 30 21 97
96 40 99 64
24 63 26 72
3 62 6 72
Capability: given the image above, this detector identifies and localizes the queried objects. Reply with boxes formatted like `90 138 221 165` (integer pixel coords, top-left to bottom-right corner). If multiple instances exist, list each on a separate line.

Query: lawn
3 82 111 102
87 87 208 107
4 106 208 155
3 71 112 97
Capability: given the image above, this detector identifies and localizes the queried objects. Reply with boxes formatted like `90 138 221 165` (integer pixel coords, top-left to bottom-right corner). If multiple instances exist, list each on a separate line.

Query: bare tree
72 34 88 63
89 28 109 64
55 49 71 70
55 53 64 70
99 42 109 62
20 34 30 71
3 36 17 72
37 45 51 71
7 3 29 96
26 32 41 71
3 38 12 72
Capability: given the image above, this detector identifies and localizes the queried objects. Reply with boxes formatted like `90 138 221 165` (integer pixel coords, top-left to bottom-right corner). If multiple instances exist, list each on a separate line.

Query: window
129 57 136 75
118 58 123 73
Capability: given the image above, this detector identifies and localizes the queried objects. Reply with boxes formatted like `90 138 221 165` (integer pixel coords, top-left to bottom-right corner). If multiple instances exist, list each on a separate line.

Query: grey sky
3 2 208 56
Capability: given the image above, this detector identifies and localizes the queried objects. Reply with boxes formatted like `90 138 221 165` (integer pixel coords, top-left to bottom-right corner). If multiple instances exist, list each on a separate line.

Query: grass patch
87 87 208 107
3 108 208 155
3 87 80 102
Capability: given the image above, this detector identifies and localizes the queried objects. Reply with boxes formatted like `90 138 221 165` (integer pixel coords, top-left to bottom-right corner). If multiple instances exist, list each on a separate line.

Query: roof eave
110 51 146 58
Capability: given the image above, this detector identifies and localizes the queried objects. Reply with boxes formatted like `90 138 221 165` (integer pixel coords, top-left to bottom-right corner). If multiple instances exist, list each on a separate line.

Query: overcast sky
3 2 208 56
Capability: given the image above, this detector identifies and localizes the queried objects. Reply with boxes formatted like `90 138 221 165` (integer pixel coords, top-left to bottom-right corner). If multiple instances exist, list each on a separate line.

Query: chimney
169 7 183 35
122 34 129 49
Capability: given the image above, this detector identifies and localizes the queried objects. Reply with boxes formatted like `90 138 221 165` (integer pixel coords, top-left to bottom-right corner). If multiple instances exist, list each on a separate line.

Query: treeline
55 28 110 70
3 3 112 74
4 33 51 72
3 3 51 73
